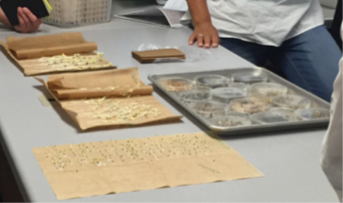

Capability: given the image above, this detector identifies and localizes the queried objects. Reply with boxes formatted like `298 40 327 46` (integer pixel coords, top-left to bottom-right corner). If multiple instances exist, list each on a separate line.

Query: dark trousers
330 0 342 50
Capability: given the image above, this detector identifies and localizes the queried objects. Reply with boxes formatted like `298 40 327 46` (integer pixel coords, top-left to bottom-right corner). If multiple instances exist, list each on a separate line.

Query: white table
0 4 339 202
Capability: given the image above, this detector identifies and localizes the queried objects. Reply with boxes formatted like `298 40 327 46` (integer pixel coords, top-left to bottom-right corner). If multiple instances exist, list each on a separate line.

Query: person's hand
189 22 220 48
14 7 42 33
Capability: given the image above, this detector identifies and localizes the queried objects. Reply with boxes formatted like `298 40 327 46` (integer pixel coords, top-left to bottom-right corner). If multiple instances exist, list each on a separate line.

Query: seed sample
159 77 193 92
174 86 212 106
232 71 268 84
61 95 181 130
251 108 298 124
212 87 247 103
32 132 264 200
209 112 251 128
228 83 249 92
249 83 288 98
194 74 231 88
191 101 229 119
230 97 269 114
272 95 311 110
295 108 330 120
19 53 115 75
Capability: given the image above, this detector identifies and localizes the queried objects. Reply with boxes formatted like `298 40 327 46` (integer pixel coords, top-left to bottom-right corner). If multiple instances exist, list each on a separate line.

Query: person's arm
0 6 43 33
186 0 219 48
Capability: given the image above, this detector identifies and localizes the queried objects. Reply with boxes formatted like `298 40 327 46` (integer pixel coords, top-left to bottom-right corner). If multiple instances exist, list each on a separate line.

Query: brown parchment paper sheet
37 68 182 130
32 132 264 200
132 49 186 63
0 32 116 75
7 32 97 59
47 68 153 100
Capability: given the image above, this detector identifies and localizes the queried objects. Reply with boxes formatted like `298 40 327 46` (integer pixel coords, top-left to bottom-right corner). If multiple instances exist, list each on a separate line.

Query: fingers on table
211 35 220 48
197 34 205 48
189 33 197 45
17 7 28 32
189 33 205 47
189 32 220 48
15 7 42 33
22 7 41 30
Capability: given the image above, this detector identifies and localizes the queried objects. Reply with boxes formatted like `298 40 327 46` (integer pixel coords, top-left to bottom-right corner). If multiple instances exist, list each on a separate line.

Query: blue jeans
221 25 341 102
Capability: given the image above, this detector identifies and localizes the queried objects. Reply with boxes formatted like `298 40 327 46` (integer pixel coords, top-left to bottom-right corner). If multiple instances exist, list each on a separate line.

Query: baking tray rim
148 67 330 134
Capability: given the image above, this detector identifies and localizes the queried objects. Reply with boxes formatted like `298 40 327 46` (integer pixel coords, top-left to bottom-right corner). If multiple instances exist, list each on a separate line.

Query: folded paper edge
78 115 184 130
12 42 98 60
0 39 19 62
6 32 96 59
35 77 82 129
47 67 149 99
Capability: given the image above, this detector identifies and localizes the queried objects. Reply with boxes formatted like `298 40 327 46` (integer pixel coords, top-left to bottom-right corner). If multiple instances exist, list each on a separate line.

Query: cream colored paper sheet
33 132 264 200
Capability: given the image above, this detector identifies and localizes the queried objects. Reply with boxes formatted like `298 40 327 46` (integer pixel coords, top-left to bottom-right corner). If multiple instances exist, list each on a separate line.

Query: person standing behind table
0 6 42 33
321 22 343 202
185 0 341 102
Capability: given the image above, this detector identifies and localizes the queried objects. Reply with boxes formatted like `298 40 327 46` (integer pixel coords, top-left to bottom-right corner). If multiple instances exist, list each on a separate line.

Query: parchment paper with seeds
37 67 182 130
33 132 264 200
0 32 116 75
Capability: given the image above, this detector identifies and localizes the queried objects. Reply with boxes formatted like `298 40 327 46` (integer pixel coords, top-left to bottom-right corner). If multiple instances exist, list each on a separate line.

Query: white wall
319 0 338 8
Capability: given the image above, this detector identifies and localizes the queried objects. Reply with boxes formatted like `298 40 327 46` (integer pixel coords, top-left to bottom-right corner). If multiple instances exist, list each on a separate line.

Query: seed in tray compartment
272 95 311 110
159 77 193 92
232 71 268 84
249 83 288 98
251 108 297 124
228 83 249 91
212 87 247 103
295 108 330 120
191 101 229 119
209 113 251 128
194 74 231 88
230 97 269 114
174 86 212 106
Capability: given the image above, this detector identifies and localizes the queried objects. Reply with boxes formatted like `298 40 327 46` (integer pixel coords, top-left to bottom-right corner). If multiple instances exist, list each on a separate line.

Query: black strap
330 0 342 50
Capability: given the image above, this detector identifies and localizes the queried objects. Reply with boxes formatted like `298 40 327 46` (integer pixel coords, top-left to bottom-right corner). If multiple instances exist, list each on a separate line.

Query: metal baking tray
148 67 330 136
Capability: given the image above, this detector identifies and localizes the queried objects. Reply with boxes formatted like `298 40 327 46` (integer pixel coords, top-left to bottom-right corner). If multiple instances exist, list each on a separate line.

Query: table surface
0 2 339 202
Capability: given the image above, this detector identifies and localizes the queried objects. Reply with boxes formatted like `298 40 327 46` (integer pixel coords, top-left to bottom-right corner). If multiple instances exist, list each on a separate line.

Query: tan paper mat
33 132 264 200
37 68 182 130
0 32 116 76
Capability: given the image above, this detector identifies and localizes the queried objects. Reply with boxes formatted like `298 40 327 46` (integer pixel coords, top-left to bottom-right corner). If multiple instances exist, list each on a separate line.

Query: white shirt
207 0 324 47
321 52 342 201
